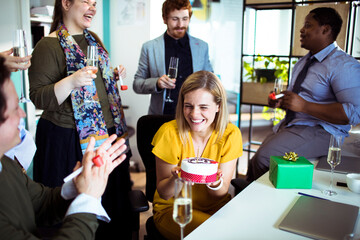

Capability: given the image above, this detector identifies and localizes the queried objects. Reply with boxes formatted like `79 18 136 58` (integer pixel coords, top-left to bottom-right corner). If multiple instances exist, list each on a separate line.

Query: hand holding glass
165 57 179 103
323 134 343 196
173 178 192 240
13 29 30 103
86 45 98 74
272 78 284 120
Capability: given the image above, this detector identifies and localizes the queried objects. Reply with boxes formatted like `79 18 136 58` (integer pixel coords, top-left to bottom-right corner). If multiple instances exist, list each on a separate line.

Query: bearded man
134 0 213 115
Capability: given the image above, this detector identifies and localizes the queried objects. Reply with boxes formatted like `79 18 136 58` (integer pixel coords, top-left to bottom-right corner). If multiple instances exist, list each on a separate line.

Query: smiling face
300 13 331 54
0 79 26 154
164 8 190 40
183 89 219 136
62 0 96 34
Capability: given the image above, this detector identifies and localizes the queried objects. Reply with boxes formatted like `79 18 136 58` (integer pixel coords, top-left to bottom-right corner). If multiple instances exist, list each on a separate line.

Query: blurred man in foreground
0 56 127 239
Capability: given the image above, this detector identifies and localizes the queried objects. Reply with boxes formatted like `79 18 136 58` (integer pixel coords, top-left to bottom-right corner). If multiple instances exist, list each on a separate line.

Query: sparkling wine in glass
165 57 179 103
86 45 98 74
173 178 192 240
272 78 284 121
323 134 343 196
13 29 30 103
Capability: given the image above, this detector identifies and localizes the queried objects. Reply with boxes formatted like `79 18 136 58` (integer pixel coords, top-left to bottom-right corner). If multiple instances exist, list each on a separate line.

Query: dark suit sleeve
26 172 99 239
0 156 99 240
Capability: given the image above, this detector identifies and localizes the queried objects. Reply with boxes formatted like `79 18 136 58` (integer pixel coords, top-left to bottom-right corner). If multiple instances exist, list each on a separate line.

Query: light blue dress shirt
279 42 360 137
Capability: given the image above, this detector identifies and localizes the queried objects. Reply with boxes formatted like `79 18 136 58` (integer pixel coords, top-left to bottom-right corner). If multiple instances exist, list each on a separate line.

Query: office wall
89 0 103 41
108 0 243 169
0 0 22 50
0 0 35 132
109 0 165 170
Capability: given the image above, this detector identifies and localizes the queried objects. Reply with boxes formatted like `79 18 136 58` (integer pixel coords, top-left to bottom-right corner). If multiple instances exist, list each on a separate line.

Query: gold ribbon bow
283 152 299 162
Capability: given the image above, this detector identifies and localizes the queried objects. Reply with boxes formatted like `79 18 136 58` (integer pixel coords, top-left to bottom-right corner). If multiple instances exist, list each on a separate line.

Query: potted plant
243 55 294 83
243 55 298 125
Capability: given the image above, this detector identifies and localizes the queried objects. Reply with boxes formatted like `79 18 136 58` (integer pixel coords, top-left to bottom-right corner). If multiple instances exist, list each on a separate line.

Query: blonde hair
175 71 229 144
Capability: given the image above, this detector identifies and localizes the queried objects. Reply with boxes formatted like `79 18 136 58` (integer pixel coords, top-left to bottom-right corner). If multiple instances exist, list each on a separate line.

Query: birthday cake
180 158 218 183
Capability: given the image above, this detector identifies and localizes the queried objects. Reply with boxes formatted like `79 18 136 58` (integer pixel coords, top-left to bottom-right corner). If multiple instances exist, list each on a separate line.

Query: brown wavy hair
162 0 193 20
50 0 107 53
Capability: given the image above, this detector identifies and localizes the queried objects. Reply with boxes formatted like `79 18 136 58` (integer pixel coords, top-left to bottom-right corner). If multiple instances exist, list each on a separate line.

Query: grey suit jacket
133 33 213 115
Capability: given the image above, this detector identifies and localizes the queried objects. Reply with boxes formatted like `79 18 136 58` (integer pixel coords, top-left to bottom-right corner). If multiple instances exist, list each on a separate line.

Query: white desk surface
185 170 360 240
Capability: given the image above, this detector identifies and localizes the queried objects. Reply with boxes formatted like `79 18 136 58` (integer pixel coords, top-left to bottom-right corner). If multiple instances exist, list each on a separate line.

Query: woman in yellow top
152 70 243 239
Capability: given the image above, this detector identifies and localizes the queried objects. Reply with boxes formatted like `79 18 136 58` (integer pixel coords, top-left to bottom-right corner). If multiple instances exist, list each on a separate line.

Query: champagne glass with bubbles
84 46 98 103
272 78 284 121
86 45 98 73
165 57 179 103
173 178 192 240
13 29 30 103
323 134 343 196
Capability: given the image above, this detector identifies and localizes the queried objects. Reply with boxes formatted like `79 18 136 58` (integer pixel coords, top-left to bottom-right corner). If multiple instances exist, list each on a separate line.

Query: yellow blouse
152 120 243 214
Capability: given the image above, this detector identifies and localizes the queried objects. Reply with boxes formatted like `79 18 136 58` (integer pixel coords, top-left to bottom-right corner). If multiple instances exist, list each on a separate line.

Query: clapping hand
74 134 127 199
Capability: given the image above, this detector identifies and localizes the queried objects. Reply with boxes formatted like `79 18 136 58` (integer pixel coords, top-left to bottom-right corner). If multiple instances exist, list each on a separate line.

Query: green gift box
269 156 314 189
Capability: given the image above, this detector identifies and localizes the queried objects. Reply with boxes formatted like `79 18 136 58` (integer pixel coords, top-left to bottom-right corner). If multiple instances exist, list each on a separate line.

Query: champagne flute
173 178 192 240
86 45 98 73
272 78 284 121
165 57 179 103
323 134 343 196
84 46 98 103
13 29 30 103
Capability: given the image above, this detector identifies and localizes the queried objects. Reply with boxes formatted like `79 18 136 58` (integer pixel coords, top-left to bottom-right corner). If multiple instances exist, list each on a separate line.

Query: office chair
129 189 149 240
230 178 250 196
136 114 174 240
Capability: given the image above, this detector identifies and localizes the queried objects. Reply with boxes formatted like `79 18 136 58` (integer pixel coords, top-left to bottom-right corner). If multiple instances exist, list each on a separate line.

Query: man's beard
170 27 187 39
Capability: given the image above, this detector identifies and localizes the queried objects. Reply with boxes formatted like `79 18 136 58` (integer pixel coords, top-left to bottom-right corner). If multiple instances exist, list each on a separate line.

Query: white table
185 170 360 240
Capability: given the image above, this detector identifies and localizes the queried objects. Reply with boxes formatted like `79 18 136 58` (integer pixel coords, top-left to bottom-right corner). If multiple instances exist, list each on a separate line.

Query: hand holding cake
206 169 224 190
180 157 219 184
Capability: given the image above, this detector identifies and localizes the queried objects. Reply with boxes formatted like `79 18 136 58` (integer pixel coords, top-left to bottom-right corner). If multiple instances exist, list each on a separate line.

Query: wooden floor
129 119 274 240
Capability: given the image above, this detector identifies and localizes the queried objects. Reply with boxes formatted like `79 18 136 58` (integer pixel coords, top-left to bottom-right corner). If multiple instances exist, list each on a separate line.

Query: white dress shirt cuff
61 180 78 200
61 181 110 222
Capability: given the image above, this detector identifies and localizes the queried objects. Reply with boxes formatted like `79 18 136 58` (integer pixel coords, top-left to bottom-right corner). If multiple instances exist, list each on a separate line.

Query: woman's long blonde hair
175 71 229 144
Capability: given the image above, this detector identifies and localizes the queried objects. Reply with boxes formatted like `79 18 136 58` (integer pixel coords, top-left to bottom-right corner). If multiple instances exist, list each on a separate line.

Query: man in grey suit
133 0 213 115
